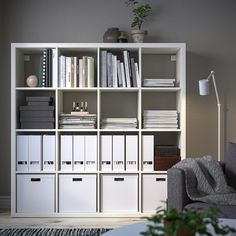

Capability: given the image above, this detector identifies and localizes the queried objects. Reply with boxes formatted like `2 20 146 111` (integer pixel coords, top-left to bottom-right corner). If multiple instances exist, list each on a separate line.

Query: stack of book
101 118 138 129
59 113 97 129
20 96 55 129
143 110 178 129
143 78 176 87
59 56 94 88
100 50 139 88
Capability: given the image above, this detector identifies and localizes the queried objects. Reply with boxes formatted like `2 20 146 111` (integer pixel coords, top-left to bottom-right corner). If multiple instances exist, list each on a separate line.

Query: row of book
59 56 94 88
101 118 138 129
143 78 176 87
59 113 96 129
19 96 55 129
143 110 178 129
100 50 139 88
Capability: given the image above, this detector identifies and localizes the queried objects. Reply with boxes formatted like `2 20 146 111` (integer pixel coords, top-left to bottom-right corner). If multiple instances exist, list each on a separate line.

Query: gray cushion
185 202 236 219
225 142 236 190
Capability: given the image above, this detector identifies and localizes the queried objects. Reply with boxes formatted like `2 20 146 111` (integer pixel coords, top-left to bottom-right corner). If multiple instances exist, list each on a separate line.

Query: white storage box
59 174 96 213
17 174 55 213
142 174 167 212
101 174 138 213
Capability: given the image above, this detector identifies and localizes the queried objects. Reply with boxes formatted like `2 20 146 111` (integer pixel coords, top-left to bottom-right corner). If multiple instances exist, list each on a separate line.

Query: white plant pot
131 30 147 43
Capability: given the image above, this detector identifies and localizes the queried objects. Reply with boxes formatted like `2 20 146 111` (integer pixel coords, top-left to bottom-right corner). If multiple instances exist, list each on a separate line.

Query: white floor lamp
199 71 221 162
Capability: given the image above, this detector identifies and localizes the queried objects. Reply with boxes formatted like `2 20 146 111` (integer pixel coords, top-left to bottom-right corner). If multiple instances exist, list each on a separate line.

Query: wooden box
154 156 181 171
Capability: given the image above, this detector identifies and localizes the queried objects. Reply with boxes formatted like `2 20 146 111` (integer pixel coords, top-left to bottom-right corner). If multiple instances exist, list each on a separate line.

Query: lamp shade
199 79 209 96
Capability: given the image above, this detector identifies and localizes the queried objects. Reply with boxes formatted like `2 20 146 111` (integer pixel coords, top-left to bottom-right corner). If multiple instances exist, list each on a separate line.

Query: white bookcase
11 43 186 217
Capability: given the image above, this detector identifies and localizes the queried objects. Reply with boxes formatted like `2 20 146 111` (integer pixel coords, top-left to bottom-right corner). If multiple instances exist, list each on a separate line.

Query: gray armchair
167 155 236 219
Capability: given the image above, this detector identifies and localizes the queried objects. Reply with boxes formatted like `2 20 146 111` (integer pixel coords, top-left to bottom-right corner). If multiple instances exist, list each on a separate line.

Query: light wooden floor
0 210 142 229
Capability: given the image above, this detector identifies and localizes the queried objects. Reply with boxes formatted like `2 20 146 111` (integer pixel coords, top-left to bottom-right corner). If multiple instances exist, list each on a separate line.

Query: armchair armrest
167 168 193 212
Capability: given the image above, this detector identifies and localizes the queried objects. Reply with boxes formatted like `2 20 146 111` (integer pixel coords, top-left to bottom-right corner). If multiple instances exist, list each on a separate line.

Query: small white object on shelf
26 75 38 87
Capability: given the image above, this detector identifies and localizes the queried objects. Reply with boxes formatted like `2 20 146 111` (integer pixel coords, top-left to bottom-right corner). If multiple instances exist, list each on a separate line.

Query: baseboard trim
0 196 11 210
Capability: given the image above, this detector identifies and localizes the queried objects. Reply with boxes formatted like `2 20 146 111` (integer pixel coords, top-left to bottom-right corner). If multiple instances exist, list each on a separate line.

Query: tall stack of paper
59 113 96 129
143 110 178 129
101 118 137 129
143 78 176 87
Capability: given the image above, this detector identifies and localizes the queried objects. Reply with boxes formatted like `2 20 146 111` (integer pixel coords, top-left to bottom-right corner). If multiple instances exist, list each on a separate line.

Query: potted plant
141 207 236 236
126 0 151 43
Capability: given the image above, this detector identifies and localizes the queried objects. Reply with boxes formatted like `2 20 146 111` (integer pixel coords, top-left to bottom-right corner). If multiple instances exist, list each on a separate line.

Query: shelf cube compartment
59 174 97 213
142 174 167 212
17 174 55 213
101 174 138 212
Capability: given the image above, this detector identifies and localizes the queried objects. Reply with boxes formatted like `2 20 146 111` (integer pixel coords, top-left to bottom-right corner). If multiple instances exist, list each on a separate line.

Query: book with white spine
101 50 107 87
112 55 118 87
87 57 94 87
65 57 71 88
123 50 131 87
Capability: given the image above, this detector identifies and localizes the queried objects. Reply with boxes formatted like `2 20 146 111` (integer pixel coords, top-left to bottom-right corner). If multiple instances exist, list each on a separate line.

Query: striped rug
0 228 111 236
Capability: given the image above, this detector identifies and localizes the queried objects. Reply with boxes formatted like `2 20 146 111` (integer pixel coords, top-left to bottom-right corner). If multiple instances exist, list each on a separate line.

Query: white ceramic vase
131 29 147 43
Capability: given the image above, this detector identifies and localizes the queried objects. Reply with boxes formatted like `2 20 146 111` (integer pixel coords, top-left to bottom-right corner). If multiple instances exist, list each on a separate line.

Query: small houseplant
141 207 236 236
126 0 151 43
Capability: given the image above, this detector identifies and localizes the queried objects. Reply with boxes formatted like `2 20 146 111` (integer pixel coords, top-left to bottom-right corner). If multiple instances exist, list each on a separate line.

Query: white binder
126 135 138 171
85 135 97 171
61 135 73 171
101 135 112 171
17 135 29 171
142 135 154 171
28 135 42 171
73 135 85 171
43 135 55 171
113 135 125 171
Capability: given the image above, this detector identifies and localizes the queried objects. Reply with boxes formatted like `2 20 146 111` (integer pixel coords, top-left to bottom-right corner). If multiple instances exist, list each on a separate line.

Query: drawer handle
114 178 124 181
73 178 82 182
156 178 166 181
31 178 41 182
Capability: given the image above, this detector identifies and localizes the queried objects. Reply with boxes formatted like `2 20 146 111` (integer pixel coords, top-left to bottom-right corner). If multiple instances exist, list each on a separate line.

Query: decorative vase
26 75 38 87
103 28 120 43
117 31 128 43
131 29 147 43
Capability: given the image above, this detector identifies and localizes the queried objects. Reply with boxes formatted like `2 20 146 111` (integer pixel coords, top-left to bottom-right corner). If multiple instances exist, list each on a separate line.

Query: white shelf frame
11 43 186 217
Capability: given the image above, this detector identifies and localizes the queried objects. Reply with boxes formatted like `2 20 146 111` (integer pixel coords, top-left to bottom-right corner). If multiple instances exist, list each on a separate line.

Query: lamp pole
205 71 221 162
210 71 221 162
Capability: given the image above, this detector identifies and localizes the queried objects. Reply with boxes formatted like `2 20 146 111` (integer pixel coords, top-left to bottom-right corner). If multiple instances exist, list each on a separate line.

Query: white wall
1 0 236 195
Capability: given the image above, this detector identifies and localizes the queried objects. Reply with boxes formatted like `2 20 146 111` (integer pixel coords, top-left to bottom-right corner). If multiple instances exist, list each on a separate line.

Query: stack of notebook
59 113 97 129
20 96 55 129
143 78 176 87
143 110 178 129
101 118 138 129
